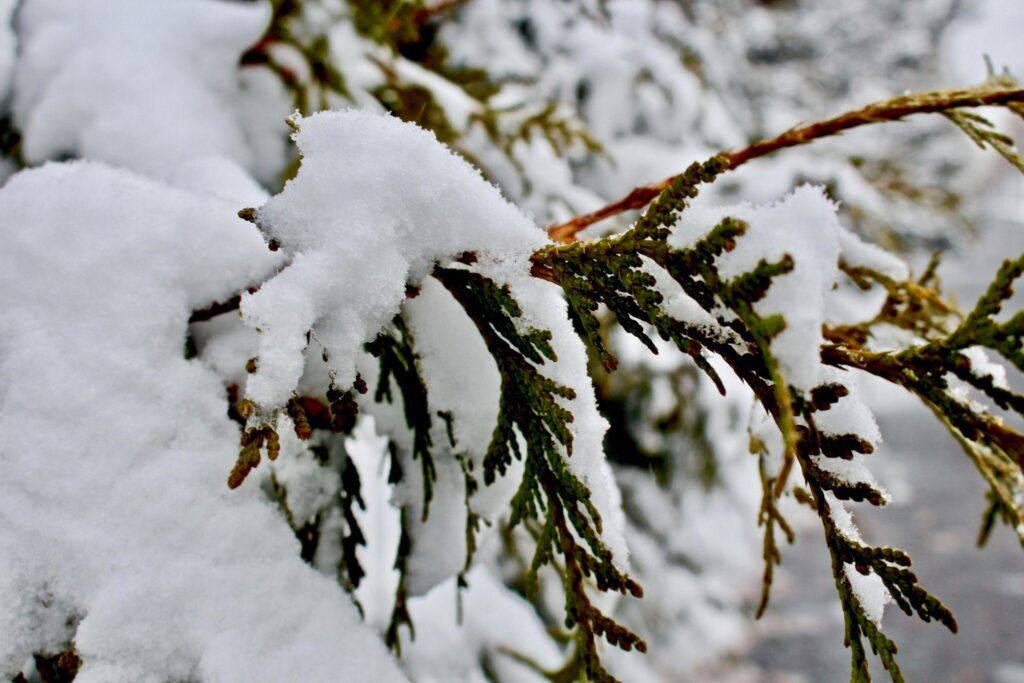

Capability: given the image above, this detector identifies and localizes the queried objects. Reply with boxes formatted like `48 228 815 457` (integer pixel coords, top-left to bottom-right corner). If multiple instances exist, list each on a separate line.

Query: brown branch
189 294 243 324
547 84 1024 243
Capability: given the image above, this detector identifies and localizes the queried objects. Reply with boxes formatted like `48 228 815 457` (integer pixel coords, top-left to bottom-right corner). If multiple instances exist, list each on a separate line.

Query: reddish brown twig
193 84 1024 323
547 84 1024 243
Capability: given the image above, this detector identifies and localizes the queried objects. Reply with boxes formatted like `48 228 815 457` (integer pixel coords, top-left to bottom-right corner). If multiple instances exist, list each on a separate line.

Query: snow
270 434 342 528
12 0 269 202
400 459 471 597
823 493 893 626
962 346 1010 391
837 227 910 281
672 185 842 392
244 107 630 582
403 279 503 496
347 418 404 631
813 368 882 449
392 279 515 596
844 564 891 627
0 0 1012 680
243 109 545 408
0 0 14 103
814 455 889 503
0 162 404 682
402 568 562 683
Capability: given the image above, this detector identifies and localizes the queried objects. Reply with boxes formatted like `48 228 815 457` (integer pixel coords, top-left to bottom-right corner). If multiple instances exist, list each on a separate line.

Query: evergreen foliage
165 3 1024 680
3 2 1024 682
224 67 1024 679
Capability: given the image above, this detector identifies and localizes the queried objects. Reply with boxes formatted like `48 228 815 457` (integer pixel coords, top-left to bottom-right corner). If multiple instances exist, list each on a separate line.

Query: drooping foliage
2 2 1023 683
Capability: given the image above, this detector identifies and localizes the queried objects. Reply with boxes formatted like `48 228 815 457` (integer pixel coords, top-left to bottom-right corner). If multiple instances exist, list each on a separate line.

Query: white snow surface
0 162 405 682
813 367 882 448
244 109 547 408
845 564 892 627
824 493 893 626
837 227 910 281
393 279 507 596
402 568 562 683
12 0 269 202
962 345 1010 390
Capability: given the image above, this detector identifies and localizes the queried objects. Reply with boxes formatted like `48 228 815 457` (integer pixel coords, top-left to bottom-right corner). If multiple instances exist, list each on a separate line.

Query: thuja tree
1 1 1022 682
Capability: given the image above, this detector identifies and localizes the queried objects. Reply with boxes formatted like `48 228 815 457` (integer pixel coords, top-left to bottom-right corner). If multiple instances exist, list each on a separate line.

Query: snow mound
0 162 404 682
243 108 545 408
12 0 269 202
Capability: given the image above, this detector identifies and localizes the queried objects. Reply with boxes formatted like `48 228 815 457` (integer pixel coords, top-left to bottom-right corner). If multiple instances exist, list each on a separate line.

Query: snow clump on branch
242 108 631 568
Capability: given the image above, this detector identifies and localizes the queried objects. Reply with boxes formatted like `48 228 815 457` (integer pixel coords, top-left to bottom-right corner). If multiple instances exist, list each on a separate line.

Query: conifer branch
548 79 1024 242
215 16 1024 676
821 253 1024 550
367 318 439 520
532 162 1022 677
188 293 244 323
434 265 645 681
410 0 473 27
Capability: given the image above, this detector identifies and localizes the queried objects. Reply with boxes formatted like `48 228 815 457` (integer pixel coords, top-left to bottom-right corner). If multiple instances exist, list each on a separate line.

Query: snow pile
12 0 269 201
244 108 545 408
402 568 564 683
0 162 404 682
377 279 504 596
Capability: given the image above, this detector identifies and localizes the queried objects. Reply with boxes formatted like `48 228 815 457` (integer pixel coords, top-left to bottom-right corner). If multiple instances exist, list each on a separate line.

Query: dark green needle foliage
525 83 1024 675
435 265 645 682
223 15 1024 678
368 316 438 520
